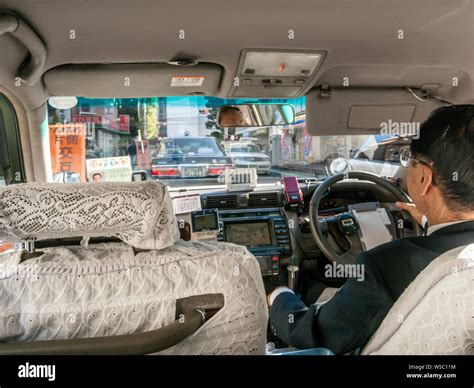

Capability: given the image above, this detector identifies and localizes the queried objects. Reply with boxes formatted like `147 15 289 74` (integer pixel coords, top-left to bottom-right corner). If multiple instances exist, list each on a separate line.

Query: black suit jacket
270 221 474 354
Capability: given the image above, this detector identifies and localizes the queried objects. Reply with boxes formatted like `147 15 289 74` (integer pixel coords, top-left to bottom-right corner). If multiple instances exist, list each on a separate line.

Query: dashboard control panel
216 207 292 277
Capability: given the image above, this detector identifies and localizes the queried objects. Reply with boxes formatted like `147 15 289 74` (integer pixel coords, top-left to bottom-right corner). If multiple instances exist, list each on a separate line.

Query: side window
372 144 388 162
0 94 25 185
385 144 403 164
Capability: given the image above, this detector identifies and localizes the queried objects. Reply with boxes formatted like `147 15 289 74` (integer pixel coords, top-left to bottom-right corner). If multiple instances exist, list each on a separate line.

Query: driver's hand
395 202 424 225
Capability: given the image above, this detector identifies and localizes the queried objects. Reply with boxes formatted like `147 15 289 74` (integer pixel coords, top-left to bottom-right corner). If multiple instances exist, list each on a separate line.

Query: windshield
46 96 409 187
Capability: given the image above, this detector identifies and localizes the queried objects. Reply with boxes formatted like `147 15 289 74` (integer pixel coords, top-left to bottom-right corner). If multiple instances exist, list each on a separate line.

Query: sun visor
305 88 446 136
43 63 222 98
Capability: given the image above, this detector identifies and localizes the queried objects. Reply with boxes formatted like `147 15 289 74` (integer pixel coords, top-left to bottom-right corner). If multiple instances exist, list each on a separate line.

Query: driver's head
406 105 474 222
219 106 245 127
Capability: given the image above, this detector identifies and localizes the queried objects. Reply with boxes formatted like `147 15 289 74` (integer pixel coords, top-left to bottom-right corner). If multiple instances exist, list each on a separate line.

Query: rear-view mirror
217 104 295 128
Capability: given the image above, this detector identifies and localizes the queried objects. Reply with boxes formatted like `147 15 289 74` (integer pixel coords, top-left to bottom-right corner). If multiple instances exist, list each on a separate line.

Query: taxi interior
0 0 473 355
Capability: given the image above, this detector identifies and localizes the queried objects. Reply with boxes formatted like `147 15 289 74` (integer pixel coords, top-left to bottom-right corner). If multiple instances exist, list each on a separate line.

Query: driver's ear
418 164 433 196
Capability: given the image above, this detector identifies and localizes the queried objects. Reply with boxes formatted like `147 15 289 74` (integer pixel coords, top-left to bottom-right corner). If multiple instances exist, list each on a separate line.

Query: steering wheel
309 171 422 264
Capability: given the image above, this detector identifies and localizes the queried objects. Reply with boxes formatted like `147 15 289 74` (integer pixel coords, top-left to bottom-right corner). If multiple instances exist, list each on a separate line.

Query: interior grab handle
0 14 47 85
0 310 204 355
0 293 224 355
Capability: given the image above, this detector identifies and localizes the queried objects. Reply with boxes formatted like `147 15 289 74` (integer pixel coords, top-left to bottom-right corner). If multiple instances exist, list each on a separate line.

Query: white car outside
348 135 412 180
225 143 271 174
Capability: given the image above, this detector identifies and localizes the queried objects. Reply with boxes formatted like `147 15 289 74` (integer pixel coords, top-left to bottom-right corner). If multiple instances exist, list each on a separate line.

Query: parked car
151 137 234 178
224 142 271 174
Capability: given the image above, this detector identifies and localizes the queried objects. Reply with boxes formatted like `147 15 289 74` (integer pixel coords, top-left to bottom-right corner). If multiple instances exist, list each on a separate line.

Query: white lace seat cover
0 241 268 355
363 244 474 355
0 182 180 250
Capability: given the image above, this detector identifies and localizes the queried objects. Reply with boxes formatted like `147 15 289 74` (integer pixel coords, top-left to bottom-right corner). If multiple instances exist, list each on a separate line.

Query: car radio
216 208 292 277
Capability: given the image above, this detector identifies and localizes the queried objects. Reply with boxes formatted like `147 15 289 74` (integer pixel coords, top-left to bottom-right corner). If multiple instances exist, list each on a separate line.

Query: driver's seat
279 243 473 356
362 244 474 355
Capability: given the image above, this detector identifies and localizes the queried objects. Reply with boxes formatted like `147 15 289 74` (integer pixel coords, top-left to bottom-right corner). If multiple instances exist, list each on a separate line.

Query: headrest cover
0 182 180 250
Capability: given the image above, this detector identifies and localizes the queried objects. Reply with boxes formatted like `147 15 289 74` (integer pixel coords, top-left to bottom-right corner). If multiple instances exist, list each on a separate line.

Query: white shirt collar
427 220 468 236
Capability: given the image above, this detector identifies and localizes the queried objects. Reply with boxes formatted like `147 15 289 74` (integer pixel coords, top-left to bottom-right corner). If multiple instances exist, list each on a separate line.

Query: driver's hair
219 106 241 114
410 104 474 213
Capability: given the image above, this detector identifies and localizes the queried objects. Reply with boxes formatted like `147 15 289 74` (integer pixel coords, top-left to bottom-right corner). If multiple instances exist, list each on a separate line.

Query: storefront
280 112 313 163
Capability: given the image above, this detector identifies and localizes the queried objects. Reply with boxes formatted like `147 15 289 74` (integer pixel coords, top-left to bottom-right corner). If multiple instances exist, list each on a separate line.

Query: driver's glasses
400 147 432 168
400 147 412 167
400 147 437 185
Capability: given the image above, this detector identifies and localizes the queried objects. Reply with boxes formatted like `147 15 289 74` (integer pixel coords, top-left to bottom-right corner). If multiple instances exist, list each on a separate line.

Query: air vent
205 194 239 210
248 192 280 208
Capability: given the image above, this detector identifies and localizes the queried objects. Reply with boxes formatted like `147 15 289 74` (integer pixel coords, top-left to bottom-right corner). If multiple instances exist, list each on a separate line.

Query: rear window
230 144 260 153
156 138 224 157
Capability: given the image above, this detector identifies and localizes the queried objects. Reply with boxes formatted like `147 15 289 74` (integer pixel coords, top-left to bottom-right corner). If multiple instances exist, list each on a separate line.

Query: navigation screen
225 222 272 247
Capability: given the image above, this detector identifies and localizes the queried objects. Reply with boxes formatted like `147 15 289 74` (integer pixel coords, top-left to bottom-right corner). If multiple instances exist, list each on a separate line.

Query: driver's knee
302 280 327 305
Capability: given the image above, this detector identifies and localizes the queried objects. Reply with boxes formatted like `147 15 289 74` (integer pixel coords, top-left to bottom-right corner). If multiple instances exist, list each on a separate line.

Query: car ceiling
0 0 473 110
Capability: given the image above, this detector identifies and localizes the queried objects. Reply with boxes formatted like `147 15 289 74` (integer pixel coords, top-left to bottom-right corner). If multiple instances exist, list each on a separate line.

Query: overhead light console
230 49 326 98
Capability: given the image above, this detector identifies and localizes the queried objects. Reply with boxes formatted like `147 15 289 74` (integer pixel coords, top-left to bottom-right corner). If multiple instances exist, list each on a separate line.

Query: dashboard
172 177 402 292
304 188 378 214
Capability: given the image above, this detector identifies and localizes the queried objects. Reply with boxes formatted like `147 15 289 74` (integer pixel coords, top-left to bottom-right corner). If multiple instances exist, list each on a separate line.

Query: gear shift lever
287 265 299 291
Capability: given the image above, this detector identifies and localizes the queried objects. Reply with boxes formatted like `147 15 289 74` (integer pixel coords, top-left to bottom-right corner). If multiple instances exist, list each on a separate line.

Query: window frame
0 93 26 185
